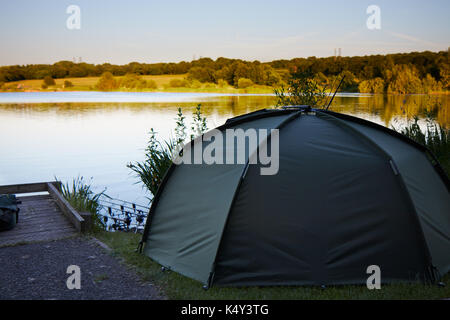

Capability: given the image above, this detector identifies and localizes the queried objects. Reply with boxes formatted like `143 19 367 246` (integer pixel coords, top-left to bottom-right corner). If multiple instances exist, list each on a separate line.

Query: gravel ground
0 237 165 300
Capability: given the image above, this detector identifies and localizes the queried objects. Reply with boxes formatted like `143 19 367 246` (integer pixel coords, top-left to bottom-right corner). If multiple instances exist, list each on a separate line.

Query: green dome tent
140 107 450 288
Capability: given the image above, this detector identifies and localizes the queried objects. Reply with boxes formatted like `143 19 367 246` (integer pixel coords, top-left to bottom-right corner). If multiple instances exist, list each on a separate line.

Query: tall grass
58 176 107 231
395 115 449 175
127 129 177 197
128 105 208 197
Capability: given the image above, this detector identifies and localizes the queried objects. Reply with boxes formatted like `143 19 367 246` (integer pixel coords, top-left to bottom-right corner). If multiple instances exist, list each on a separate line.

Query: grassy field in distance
2 74 274 94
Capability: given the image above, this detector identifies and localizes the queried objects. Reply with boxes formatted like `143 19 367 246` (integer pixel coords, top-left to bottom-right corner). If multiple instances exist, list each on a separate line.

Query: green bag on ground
0 194 20 231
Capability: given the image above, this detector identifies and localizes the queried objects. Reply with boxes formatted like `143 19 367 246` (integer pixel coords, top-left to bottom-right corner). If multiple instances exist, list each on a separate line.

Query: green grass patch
93 230 450 300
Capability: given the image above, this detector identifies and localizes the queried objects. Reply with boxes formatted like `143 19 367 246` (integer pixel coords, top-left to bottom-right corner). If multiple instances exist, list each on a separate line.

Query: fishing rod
323 76 338 108
325 75 345 111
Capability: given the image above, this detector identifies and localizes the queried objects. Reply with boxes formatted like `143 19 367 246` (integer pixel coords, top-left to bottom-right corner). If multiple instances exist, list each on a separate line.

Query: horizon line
1 49 448 68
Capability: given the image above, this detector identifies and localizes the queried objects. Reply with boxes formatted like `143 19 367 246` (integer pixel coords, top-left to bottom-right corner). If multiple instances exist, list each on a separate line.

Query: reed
128 105 208 197
58 176 108 231
395 115 449 175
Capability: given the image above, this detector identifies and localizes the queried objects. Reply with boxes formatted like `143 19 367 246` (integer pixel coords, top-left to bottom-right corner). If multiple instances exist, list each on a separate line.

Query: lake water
0 92 448 207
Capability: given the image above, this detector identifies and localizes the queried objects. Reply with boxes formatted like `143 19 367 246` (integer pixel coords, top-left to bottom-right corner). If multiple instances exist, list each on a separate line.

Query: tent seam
140 109 299 250
207 110 302 288
316 110 437 282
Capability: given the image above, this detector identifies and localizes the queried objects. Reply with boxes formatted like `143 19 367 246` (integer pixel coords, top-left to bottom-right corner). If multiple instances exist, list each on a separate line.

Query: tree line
0 50 448 94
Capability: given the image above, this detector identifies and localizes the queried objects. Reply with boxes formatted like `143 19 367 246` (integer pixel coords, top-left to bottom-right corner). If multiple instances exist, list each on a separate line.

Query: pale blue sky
0 0 448 65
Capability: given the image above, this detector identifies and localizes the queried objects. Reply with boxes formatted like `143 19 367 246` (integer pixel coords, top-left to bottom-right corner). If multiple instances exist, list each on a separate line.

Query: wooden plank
19 213 63 222
0 181 61 194
19 209 60 217
7 218 73 229
19 202 58 210
19 201 59 210
0 188 79 247
17 194 53 201
0 224 75 238
0 229 77 246
16 215 72 225
47 183 85 232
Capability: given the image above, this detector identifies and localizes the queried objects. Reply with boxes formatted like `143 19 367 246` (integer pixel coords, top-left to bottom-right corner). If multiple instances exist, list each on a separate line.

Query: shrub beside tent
140 107 450 288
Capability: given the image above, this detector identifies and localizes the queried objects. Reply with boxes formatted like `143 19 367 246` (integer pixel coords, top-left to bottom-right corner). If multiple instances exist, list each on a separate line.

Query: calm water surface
0 92 448 206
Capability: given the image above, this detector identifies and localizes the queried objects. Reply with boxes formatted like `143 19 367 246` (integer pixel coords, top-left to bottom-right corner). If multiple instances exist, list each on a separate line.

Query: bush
96 72 119 91
274 71 328 107
64 80 74 88
187 79 202 89
120 73 140 89
237 78 254 89
217 79 228 88
203 82 216 89
135 79 148 89
188 67 215 83
339 71 359 92
387 64 423 94
119 74 159 90
43 75 55 86
41 83 48 89
359 78 385 93
146 79 158 89
169 78 188 88
422 74 442 93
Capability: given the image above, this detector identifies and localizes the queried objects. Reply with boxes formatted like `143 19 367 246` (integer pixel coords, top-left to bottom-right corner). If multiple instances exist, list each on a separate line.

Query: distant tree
119 73 141 89
217 79 228 88
187 79 202 89
358 80 371 93
371 78 385 93
275 71 327 107
386 64 423 94
422 74 442 93
147 79 158 89
237 78 254 89
187 67 215 83
146 79 158 89
338 70 359 92
359 78 385 93
96 72 119 91
64 80 74 88
169 78 188 88
0 51 448 94
261 66 282 86
43 75 56 86
440 63 450 90
314 72 329 87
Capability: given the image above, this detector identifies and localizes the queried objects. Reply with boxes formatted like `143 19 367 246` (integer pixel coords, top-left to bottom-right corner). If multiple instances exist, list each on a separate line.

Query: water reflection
0 93 448 206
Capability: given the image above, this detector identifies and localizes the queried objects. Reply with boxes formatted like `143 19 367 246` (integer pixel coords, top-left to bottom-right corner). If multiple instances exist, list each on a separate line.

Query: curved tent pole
138 108 299 254
205 110 303 288
321 109 450 191
316 110 438 282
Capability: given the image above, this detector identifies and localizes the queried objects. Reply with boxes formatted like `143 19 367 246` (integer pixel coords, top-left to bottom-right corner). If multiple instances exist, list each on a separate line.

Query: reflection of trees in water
333 95 448 127
1 94 447 128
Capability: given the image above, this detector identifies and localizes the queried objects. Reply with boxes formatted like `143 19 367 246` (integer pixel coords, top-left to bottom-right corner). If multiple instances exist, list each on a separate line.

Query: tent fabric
214 114 429 286
141 108 450 287
144 113 295 284
342 118 450 275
